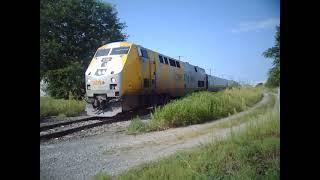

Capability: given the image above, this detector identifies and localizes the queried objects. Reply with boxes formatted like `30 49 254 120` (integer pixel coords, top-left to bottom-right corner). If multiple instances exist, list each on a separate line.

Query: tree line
263 25 280 87
40 0 127 99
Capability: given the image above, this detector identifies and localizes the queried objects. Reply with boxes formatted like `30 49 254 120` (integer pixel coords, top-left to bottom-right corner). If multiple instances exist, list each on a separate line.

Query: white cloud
231 18 279 33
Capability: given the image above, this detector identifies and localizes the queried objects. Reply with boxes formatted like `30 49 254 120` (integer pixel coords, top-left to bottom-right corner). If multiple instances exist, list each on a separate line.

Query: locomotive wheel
100 100 107 109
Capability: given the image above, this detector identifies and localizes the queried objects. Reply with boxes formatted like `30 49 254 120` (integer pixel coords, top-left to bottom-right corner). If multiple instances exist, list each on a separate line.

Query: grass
127 117 147 135
92 172 112 180
128 87 264 134
266 87 279 94
40 96 85 118
212 93 276 129
170 94 276 141
96 105 280 180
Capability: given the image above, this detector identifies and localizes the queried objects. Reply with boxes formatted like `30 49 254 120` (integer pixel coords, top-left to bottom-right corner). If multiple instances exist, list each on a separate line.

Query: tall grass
127 117 147 135
170 93 276 141
213 93 276 129
98 108 279 180
40 97 85 118
129 87 264 133
92 172 112 180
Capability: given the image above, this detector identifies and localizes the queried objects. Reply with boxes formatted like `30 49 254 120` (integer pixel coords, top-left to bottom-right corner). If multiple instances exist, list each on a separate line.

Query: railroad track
40 116 100 132
40 108 152 141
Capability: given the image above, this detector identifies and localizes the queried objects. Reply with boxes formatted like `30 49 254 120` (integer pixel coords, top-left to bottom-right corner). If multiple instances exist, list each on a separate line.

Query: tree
40 0 127 99
45 62 84 99
263 25 280 87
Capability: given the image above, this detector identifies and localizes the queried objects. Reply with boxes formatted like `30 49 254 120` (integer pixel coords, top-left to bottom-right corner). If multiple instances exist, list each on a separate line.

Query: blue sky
105 0 279 84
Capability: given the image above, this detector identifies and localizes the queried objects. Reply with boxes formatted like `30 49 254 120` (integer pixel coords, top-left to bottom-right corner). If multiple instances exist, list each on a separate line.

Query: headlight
95 69 101 76
111 77 116 83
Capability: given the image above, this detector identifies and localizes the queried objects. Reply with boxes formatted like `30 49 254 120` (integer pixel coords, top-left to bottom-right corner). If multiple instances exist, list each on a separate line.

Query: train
85 42 240 117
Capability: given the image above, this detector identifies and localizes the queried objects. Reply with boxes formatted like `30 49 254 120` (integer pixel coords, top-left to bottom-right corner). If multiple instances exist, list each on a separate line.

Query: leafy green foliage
263 26 280 87
40 0 127 98
44 62 84 99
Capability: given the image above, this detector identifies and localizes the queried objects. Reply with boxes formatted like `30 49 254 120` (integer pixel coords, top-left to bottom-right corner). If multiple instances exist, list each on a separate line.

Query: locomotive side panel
182 62 206 94
121 44 142 95
150 52 184 97
155 54 169 95
120 44 143 111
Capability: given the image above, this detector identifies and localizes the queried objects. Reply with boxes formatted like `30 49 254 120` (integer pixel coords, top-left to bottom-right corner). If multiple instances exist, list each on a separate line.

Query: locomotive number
91 80 103 86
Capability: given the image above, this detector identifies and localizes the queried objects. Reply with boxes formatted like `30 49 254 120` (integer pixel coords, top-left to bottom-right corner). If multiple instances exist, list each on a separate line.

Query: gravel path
40 93 275 180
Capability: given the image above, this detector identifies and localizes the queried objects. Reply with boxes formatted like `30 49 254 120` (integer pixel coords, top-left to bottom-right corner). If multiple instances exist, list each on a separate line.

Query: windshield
95 48 110 57
110 47 130 55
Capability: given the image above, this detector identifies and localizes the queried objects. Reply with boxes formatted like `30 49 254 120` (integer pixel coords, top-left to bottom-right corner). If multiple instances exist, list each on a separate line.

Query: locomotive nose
85 54 123 98
84 43 130 117
86 75 121 97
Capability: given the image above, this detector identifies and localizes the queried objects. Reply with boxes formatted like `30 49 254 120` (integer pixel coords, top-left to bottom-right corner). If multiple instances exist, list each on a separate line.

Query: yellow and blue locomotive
85 42 238 117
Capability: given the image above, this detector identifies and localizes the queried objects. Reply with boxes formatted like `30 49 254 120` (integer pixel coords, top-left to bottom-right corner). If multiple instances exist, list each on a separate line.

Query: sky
105 0 280 85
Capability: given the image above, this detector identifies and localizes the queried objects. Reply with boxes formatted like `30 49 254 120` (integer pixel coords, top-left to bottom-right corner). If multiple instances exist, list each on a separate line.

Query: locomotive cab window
194 67 198 72
110 47 129 55
169 58 176 67
176 61 180 68
163 57 169 64
95 48 110 57
159 55 164 63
